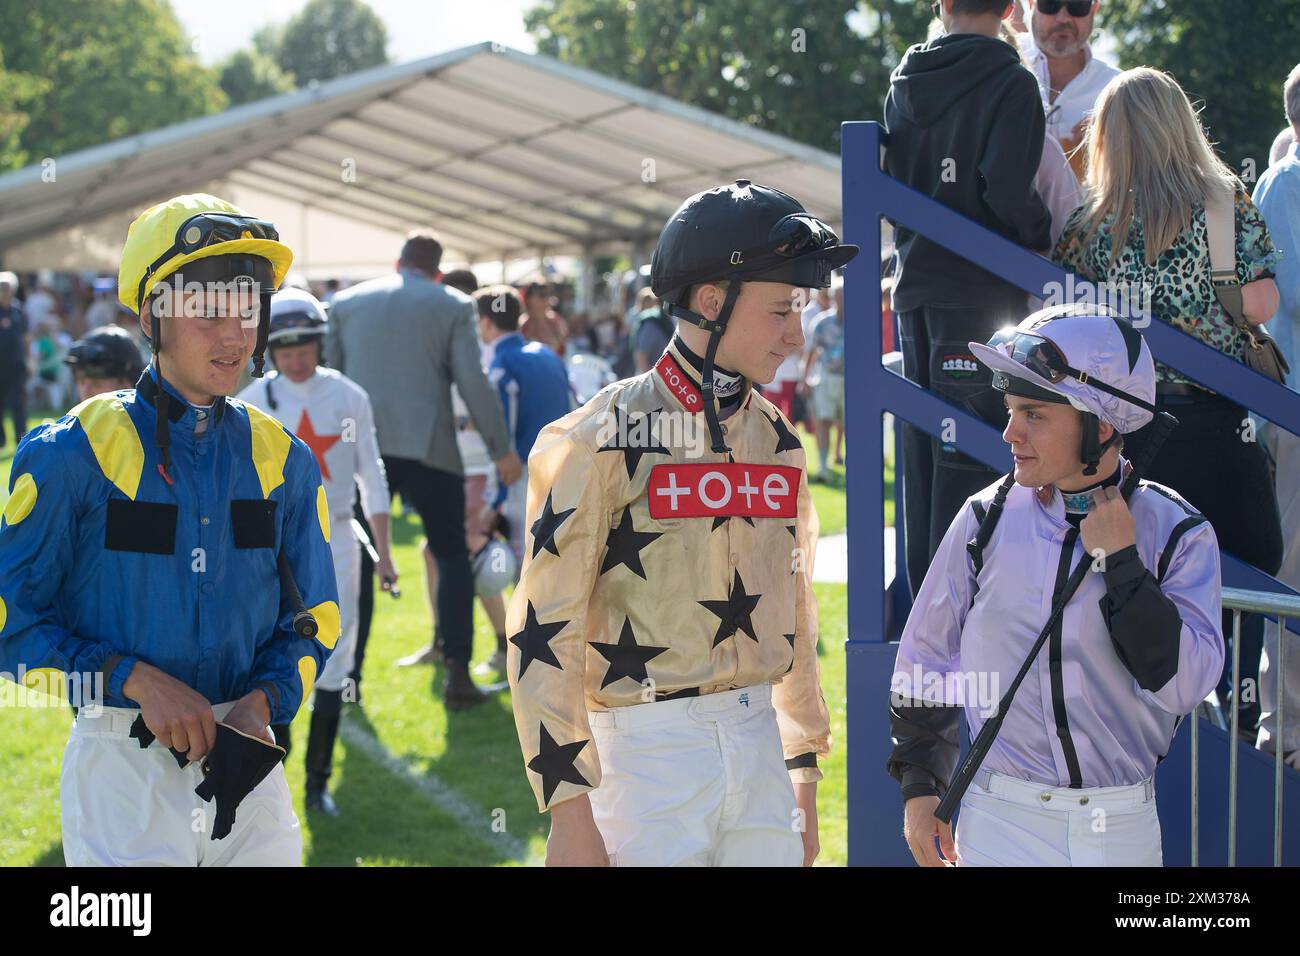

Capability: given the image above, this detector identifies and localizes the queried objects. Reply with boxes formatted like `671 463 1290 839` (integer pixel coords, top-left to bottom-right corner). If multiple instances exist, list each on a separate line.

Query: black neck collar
136 366 228 425
1059 461 1123 515
670 335 744 410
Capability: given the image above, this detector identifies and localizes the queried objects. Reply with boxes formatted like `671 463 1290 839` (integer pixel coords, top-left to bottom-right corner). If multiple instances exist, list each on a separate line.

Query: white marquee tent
0 42 846 291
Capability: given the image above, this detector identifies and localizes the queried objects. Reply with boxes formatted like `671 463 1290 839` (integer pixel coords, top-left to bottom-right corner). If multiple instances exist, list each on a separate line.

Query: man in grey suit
327 232 522 710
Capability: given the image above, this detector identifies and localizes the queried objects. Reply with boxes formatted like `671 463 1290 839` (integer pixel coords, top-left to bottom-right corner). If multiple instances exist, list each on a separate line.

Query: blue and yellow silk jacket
0 367 339 724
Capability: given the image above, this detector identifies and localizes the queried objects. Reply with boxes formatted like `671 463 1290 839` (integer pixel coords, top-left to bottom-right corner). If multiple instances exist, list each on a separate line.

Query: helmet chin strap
1078 412 1122 477
251 289 272 378
146 295 175 484
667 283 742 454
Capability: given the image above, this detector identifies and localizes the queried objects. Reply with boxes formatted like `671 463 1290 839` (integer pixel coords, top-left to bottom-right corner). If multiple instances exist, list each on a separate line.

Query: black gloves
194 723 287 840
129 714 193 769
128 714 286 840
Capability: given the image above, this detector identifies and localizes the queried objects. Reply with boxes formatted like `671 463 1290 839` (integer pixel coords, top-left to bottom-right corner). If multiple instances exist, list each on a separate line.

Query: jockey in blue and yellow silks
0 193 338 866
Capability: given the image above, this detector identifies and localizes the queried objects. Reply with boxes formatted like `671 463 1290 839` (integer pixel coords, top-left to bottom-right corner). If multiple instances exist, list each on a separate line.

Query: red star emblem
295 409 341 481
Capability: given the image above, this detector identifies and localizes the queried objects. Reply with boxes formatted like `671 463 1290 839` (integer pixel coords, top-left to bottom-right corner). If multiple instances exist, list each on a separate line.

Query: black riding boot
304 688 343 816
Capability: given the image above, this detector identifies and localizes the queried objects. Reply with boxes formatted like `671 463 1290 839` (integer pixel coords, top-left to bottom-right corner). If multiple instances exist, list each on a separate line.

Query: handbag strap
1204 181 1249 329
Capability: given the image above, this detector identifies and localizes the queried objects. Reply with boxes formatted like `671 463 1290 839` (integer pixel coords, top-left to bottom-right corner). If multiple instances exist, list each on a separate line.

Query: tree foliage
1099 0 1300 179
265 0 390 87
0 47 49 171
0 0 226 166
525 0 932 153
527 0 1300 171
219 48 296 107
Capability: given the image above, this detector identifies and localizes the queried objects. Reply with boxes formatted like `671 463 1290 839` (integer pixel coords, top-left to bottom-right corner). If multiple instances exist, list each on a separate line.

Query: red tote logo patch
655 353 704 412
647 463 802 519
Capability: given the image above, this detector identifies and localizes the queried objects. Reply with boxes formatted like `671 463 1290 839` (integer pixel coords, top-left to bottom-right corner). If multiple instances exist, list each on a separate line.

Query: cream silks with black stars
506 340 831 811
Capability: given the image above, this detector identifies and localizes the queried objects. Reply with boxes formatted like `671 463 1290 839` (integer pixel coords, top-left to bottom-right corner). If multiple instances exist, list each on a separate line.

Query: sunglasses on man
1037 0 1093 17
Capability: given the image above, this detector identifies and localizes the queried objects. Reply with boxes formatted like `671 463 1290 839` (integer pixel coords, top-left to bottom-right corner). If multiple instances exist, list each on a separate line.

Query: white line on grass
339 719 544 866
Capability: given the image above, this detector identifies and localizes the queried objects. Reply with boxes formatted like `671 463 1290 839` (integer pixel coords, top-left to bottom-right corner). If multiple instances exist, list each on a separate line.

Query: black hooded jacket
884 32 1052 312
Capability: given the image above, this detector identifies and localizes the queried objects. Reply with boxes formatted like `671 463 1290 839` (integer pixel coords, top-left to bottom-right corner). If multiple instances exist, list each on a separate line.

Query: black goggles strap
1056 361 1159 414
997 331 1157 415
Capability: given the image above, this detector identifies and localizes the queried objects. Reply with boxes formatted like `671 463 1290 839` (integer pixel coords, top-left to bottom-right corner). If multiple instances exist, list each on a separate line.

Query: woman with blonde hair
1053 67 1284 734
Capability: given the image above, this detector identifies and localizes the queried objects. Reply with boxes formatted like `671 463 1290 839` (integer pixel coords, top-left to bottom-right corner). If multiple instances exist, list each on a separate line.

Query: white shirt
801 301 828 351
1024 42 1121 143
83 298 118 331
237 366 389 522
1036 135 1085 245
773 352 802 385
450 385 496 480
24 289 58 334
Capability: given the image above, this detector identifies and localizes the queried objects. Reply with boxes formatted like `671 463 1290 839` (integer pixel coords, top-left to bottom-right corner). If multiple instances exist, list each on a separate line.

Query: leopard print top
1052 186 1282 386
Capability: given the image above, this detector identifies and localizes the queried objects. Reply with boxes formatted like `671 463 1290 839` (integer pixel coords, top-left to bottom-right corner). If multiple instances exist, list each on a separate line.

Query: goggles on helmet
766 214 843 259
136 213 280 311
987 327 1158 414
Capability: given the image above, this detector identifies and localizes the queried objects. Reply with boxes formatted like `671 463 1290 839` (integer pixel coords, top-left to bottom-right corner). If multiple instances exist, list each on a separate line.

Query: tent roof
0 42 843 269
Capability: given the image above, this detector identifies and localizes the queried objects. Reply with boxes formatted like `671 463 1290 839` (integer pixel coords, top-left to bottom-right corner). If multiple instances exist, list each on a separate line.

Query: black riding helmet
64 325 146 384
650 180 859 452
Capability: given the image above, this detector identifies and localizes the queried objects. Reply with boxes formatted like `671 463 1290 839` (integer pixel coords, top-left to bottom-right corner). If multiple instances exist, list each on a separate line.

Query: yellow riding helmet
117 193 293 314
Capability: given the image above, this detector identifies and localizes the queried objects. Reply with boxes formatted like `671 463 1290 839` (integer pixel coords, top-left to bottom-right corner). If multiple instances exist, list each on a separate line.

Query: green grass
799 425 893 534
0 419 853 867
